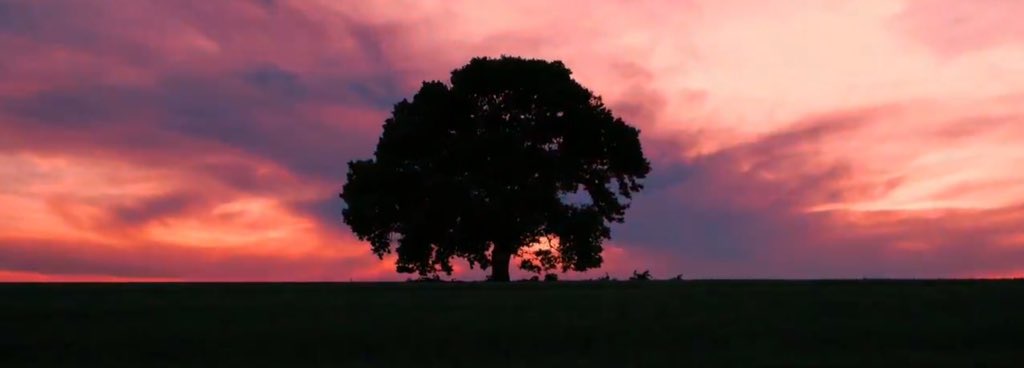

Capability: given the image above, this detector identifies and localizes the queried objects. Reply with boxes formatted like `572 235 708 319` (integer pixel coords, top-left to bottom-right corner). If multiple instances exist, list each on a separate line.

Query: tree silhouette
341 56 651 281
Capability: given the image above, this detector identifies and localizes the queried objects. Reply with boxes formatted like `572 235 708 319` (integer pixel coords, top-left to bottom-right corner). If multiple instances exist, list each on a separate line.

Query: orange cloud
2 0 1023 280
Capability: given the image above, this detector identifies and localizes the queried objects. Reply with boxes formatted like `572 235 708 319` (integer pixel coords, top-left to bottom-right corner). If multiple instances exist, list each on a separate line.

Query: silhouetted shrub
407 274 443 282
629 270 652 281
594 273 614 281
544 273 559 282
671 274 684 281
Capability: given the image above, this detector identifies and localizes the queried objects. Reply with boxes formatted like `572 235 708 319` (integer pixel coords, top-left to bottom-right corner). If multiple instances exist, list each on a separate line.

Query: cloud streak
1 0 1023 280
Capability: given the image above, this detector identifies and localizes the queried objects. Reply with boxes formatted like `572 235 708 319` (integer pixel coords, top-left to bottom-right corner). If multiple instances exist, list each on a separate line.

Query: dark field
2 280 1023 367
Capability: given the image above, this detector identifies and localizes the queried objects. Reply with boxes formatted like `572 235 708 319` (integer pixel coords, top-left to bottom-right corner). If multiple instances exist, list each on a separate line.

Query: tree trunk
489 248 512 282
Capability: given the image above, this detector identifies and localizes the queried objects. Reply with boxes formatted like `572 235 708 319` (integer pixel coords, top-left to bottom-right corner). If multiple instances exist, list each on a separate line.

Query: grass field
2 280 1023 367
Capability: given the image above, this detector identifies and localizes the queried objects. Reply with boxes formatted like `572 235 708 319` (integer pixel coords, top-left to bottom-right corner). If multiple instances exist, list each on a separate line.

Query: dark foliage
544 273 559 282
341 56 651 281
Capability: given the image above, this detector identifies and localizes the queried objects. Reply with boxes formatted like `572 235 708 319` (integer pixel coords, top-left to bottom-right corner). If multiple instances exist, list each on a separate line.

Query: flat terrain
2 280 1023 367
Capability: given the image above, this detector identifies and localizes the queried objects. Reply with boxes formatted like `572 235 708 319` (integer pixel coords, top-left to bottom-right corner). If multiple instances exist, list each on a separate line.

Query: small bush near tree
629 270 652 281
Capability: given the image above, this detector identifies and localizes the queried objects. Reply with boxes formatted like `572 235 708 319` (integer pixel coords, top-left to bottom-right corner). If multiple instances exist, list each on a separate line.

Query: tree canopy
341 56 651 281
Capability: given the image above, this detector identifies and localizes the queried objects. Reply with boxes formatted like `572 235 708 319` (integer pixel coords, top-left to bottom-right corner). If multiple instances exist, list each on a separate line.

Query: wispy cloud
1 0 1022 280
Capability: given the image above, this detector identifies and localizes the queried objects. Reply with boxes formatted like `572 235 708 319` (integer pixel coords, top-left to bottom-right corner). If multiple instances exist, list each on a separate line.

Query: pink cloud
1 0 1023 281
894 0 1024 58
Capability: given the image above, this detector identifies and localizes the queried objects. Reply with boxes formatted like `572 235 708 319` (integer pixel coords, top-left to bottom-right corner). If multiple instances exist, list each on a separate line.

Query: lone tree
341 56 651 281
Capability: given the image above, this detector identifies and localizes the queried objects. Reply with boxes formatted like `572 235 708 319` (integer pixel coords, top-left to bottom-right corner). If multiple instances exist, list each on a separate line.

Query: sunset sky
2 0 1023 281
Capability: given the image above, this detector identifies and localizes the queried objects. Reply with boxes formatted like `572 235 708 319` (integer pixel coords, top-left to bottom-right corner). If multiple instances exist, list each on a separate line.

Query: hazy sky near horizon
2 0 1023 281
